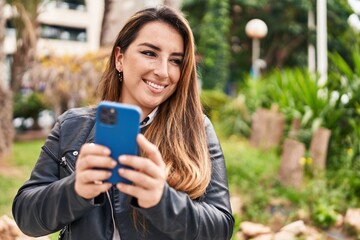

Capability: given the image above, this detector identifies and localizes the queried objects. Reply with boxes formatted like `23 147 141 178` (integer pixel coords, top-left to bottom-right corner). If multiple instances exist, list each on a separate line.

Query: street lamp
245 19 268 78
317 0 327 85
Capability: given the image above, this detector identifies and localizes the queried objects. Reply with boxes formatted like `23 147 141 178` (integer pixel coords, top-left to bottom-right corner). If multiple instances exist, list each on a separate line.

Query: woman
13 5 234 240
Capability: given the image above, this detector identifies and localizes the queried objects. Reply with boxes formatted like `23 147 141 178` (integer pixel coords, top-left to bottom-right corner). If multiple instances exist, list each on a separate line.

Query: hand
116 134 167 208
75 143 115 199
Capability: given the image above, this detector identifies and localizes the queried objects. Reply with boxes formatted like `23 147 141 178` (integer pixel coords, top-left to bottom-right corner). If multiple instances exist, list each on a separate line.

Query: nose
153 58 169 79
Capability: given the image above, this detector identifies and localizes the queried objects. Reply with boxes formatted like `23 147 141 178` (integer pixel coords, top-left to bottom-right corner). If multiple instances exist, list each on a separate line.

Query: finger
88 182 113 193
116 182 147 200
137 134 165 167
77 155 116 171
92 182 113 193
118 155 160 178
79 182 113 199
77 169 112 184
118 168 157 189
79 143 111 158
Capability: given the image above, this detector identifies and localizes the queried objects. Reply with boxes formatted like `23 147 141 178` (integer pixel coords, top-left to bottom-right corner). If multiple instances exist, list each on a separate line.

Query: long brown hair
98 6 211 200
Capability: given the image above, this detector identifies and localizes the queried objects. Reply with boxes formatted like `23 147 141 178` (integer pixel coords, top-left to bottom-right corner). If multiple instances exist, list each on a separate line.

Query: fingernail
119 155 126 162
103 148 110 154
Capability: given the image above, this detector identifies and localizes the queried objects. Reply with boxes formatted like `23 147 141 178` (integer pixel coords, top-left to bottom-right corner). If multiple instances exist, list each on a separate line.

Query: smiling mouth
145 80 166 90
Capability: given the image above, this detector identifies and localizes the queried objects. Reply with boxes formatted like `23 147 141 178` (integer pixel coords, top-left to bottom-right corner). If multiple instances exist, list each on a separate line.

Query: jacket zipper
42 146 74 239
43 146 117 239
106 190 121 239
42 146 74 174
60 156 75 173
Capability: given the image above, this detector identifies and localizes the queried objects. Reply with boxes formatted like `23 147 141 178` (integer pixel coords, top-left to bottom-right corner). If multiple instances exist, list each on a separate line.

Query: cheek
168 80 180 96
169 68 181 84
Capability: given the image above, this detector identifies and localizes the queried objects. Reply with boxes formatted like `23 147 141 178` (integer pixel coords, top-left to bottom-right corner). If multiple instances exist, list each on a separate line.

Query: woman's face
115 21 184 117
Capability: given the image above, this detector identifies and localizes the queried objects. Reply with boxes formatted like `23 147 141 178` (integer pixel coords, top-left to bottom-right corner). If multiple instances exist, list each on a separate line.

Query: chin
146 98 163 106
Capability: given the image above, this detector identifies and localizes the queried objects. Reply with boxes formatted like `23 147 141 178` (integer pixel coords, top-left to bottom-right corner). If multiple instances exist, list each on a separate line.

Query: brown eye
171 59 182 66
141 51 156 57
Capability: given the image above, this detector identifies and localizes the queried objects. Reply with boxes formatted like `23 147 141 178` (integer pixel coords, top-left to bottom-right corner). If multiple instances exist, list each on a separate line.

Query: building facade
5 0 182 57
36 0 104 56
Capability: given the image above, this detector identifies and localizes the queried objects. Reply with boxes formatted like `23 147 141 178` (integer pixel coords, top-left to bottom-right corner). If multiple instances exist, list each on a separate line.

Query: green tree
197 0 231 90
183 0 353 84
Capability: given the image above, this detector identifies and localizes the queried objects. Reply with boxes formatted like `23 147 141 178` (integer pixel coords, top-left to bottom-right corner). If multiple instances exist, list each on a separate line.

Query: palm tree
0 0 15 160
0 0 42 159
6 0 41 92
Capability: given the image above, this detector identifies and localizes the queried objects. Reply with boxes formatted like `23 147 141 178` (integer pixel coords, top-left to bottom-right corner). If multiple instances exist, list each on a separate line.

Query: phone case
94 101 142 184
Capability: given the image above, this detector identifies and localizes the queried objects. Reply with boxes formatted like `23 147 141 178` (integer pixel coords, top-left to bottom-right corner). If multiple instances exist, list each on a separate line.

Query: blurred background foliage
183 0 354 90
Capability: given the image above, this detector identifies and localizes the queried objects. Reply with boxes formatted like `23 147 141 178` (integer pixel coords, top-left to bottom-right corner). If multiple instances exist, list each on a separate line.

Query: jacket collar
140 107 158 128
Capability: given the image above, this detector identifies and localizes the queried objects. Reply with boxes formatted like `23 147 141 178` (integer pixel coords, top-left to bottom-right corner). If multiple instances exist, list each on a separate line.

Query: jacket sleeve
12 116 95 237
134 116 234 239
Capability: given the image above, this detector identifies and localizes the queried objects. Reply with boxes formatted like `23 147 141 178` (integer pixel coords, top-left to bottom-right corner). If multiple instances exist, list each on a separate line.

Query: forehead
133 21 184 52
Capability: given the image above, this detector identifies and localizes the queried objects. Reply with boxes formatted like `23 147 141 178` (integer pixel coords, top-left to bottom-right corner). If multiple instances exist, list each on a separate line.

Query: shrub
13 92 49 120
200 89 229 121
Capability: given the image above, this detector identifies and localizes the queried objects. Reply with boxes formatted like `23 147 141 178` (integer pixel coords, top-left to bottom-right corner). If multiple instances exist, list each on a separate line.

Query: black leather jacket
12 107 234 240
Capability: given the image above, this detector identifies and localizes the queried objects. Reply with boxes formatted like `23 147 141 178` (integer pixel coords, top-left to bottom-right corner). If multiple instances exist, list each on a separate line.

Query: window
40 24 87 42
54 0 86 11
5 19 16 37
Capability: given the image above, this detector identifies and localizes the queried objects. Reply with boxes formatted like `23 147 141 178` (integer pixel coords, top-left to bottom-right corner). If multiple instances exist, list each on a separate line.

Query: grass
11 140 43 170
0 175 26 216
0 139 59 239
0 140 43 217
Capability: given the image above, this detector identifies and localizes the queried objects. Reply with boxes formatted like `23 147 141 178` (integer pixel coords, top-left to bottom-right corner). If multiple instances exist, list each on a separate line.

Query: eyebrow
138 42 184 57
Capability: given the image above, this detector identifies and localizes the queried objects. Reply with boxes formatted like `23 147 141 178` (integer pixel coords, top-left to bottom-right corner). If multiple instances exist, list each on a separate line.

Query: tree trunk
278 138 305 189
0 89 14 160
0 0 5 90
250 107 285 150
10 1 38 92
100 0 119 47
309 128 331 171
0 0 15 160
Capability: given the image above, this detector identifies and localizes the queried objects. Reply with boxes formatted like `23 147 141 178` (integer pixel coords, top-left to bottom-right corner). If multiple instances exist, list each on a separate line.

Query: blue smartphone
94 101 142 184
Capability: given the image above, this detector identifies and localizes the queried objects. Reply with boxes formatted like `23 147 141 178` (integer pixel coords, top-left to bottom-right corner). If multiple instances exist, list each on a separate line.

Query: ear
115 47 124 72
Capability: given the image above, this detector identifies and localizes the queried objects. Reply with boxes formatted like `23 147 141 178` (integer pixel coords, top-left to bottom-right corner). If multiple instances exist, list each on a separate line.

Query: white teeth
145 81 165 90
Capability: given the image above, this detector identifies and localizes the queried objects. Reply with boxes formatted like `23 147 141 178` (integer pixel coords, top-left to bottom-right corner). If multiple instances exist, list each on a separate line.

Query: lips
144 80 166 90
